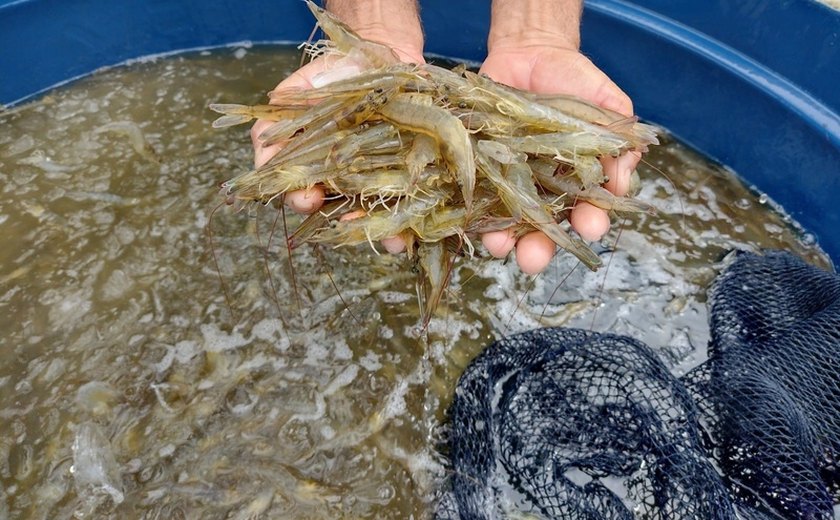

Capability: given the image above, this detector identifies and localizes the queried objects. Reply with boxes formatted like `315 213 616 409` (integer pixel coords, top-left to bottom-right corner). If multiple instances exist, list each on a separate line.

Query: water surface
0 45 830 519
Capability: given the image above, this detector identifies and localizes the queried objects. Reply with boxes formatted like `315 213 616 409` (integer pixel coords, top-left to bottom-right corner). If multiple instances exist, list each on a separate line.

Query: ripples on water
0 45 831 519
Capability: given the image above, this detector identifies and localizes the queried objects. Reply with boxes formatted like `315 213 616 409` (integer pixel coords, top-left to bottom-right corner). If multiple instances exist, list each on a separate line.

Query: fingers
284 187 325 214
601 151 641 197
482 229 517 258
251 119 281 169
340 209 406 253
515 232 556 275
381 236 407 254
482 229 556 275
569 202 610 241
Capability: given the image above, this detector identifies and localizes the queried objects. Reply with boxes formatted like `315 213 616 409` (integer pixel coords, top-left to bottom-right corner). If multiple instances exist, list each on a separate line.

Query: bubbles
799 232 817 247
0 46 832 520
734 198 751 210
71 423 124 506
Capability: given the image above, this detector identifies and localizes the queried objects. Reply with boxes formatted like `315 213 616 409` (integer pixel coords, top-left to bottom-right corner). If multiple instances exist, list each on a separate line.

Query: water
0 45 832 519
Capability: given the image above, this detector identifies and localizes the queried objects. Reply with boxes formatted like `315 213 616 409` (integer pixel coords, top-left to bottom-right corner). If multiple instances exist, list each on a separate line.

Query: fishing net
437 250 840 519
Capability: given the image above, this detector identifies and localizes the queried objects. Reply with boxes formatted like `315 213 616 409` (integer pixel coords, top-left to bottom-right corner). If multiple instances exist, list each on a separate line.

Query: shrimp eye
374 87 384 94
458 102 468 109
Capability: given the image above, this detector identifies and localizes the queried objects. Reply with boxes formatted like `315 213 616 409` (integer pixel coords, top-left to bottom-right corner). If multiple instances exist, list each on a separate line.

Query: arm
488 0 582 51
480 0 641 274
325 0 424 63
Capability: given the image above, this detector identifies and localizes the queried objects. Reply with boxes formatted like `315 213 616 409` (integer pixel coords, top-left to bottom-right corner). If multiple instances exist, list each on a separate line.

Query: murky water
0 45 832 519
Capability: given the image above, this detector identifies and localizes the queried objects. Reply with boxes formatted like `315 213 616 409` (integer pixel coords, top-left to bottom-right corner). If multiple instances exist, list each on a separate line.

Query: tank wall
2 0 838 262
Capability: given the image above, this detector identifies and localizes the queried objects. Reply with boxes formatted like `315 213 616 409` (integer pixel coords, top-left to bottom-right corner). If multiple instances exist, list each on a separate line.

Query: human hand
479 1 641 274
250 0 424 254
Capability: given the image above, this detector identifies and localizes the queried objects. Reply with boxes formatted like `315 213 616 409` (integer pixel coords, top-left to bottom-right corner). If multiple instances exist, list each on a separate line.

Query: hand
250 0 424 254
478 44 640 274
477 0 641 275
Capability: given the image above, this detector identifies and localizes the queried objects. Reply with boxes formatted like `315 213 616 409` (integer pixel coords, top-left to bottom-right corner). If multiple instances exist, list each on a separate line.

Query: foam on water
0 45 832 519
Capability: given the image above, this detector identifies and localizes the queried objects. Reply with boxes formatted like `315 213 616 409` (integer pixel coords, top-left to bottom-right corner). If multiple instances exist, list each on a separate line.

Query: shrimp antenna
538 261 580 322
255 204 293 344
589 217 626 331
637 151 686 235
503 271 537 335
206 199 237 322
300 17 320 68
313 245 362 326
277 195 303 317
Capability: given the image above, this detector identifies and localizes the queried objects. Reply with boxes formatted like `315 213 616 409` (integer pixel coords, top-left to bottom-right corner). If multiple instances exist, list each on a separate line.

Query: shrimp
328 166 447 200
530 160 656 215
528 92 660 150
330 122 400 166
93 121 159 163
263 128 356 169
462 70 629 141
346 153 406 173
572 155 608 189
413 206 468 243
476 139 527 165
405 134 440 185
268 64 423 104
417 241 451 325
454 109 522 136
308 194 442 248
223 162 339 202
207 103 309 128
261 85 395 152
476 150 602 270
495 132 631 161
303 0 400 68
377 93 475 209
288 199 361 250
258 95 352 145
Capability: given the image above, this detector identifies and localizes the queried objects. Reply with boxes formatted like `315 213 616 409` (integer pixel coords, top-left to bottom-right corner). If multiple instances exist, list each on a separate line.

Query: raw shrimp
208 103 309 128
211 3 660 321
405 134 439 185
476 151 602 270
303 0 400 68
377 93 475 209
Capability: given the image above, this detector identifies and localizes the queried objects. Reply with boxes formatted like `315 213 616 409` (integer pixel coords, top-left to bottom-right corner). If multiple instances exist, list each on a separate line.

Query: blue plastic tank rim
587 0 840 148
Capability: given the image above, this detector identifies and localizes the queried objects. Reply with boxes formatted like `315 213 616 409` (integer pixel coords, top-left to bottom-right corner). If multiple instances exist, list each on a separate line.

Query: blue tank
2 0 838 262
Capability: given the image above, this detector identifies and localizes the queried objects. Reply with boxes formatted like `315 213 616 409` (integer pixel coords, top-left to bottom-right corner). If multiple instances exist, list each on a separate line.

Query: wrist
325 0 424 62
487 0 581 53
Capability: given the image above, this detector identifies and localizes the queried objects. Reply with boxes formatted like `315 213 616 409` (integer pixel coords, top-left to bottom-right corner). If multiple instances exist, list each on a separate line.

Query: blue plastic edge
1 0 839 263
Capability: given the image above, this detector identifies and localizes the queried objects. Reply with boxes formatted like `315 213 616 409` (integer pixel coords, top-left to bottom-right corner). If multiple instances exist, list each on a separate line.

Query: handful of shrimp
210 0 658 324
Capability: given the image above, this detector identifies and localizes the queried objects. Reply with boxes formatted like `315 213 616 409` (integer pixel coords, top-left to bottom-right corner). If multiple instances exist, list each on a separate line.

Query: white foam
323 364 359 397
200 323 250 352
71 422 124 505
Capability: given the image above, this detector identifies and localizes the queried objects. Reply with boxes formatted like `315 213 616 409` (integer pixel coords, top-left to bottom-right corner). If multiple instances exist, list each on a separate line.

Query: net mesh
437 250 840 519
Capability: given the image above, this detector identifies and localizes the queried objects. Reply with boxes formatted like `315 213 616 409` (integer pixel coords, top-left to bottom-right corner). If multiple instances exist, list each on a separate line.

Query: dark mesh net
437 250 840 519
